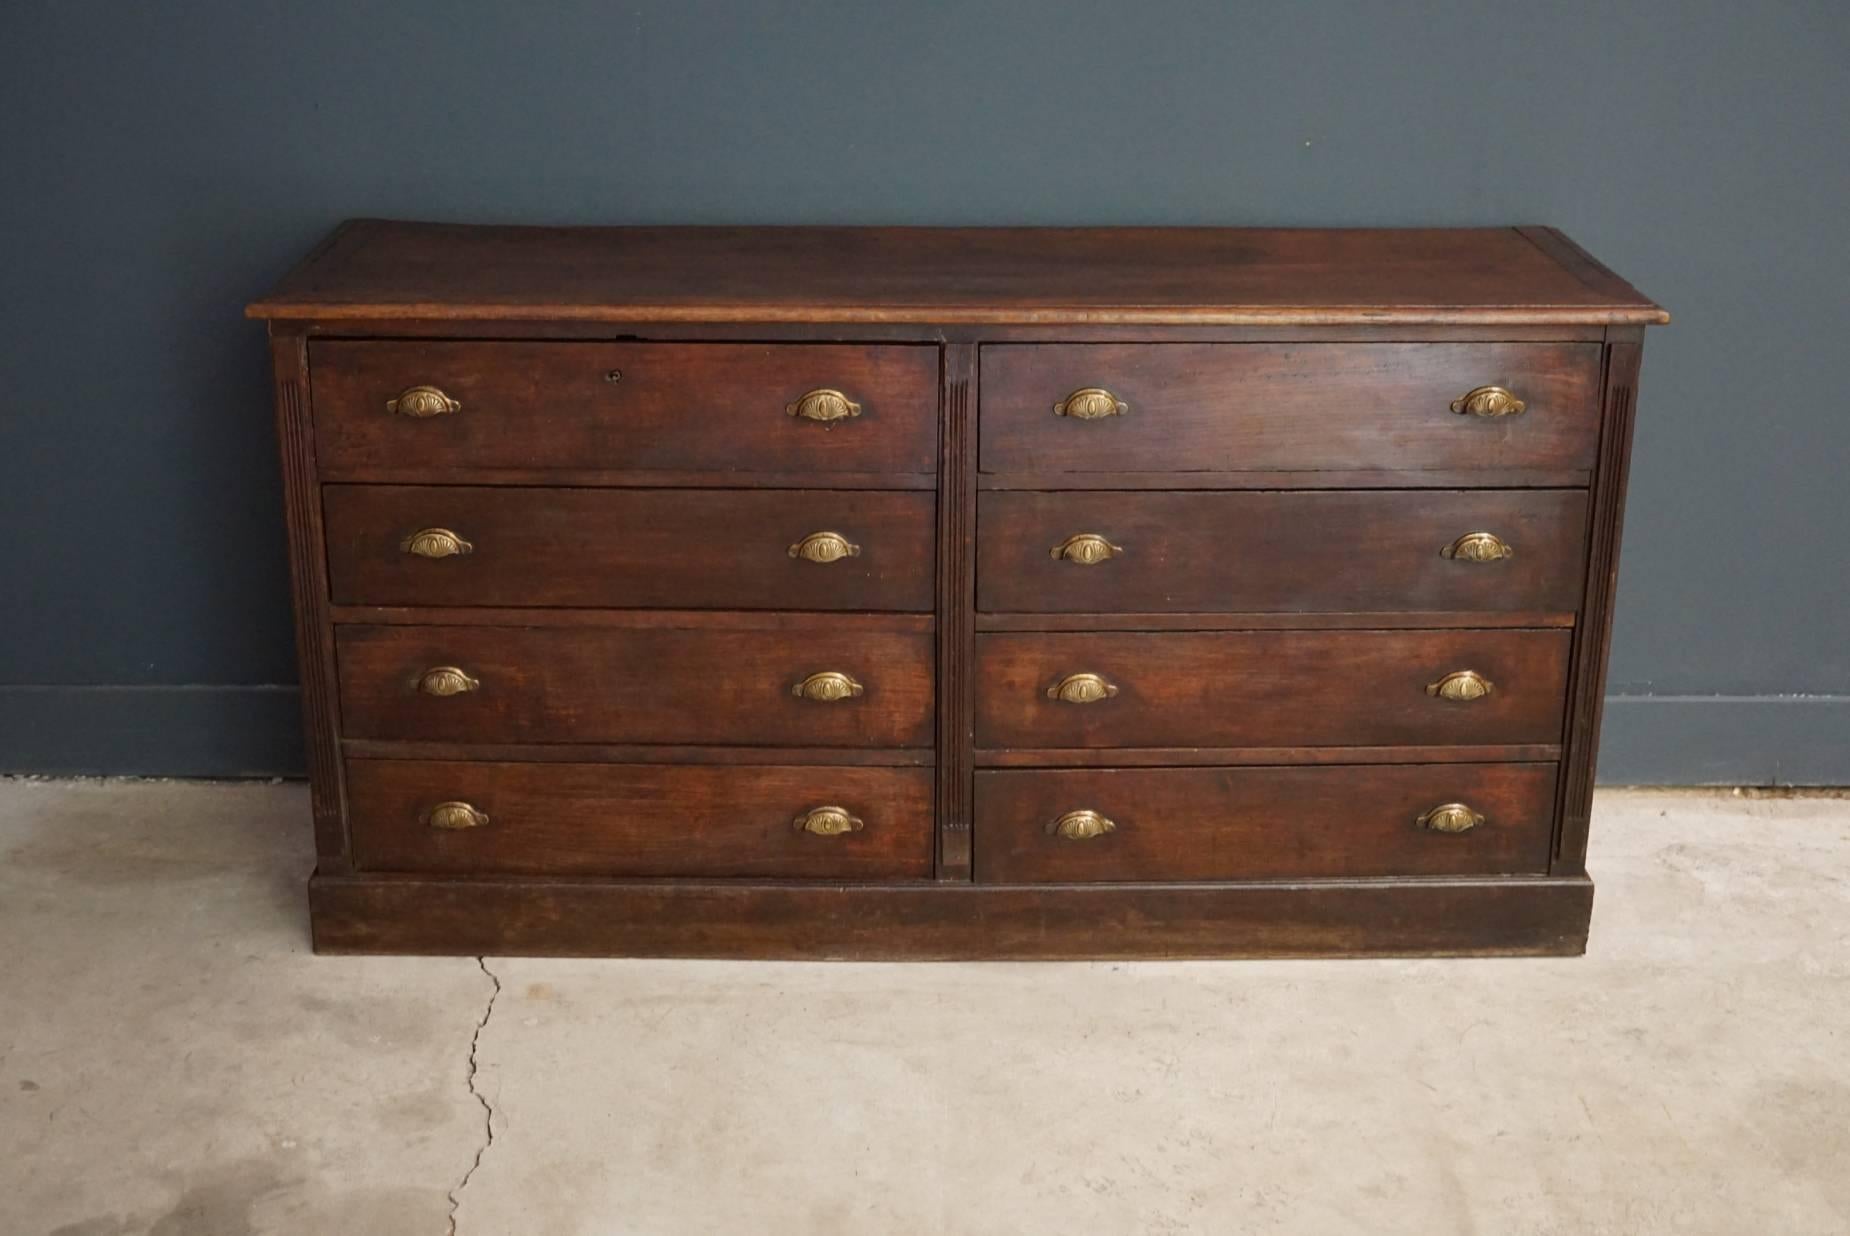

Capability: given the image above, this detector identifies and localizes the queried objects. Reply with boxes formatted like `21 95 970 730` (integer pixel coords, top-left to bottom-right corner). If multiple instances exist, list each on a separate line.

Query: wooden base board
309 874 1593 960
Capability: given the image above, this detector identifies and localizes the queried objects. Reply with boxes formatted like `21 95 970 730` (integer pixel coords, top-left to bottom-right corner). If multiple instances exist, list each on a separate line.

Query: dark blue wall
3 1 1846 781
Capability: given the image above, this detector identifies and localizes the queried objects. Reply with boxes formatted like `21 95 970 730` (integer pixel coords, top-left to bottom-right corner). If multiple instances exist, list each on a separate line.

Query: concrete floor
0 782 1846 1235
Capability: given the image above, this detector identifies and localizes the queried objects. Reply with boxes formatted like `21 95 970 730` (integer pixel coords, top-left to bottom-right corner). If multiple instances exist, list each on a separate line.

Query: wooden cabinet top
248 220 1666 327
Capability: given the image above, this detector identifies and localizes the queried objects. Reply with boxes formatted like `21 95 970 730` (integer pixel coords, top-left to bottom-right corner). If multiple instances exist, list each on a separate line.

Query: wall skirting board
1 687 1844 784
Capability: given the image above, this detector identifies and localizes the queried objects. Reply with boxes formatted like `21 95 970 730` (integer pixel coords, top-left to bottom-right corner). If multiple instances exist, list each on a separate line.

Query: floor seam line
447 956 501 1236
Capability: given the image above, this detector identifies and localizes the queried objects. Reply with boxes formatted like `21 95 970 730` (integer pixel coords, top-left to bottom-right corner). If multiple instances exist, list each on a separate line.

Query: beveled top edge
247 220 1669 326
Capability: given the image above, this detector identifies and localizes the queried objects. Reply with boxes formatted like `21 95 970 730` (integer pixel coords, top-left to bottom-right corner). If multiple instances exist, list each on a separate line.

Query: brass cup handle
786 388 862 423
1053 387 1129 420
1047 672 1119 704
792 671 864 702
1441 532 1514 562
418 666 480 697
1418 803 1485 834
1450 385 1526 417
788 531 862 563
1427 670 1494 701
1048 809 1117 841
401 528 473 559
425 801 489 830
793 805 864 836
1050 534 1124 565
387 384 461 418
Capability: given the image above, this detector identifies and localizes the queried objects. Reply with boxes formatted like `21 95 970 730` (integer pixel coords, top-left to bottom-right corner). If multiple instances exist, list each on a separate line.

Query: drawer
980 343 1602 475
978 489 1589 615
325 486 935 611
311 341 939 478
973 629 1571 749
973 763 1557 881
349 759 933 879
336 623 934 747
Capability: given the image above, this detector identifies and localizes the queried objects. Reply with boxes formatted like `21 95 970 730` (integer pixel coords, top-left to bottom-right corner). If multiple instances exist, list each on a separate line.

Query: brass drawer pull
1427 670 1494 701
1047 672 1119 704
1050 533 1124 565
792 671 863 702
400 528 473 559
793 805 864 836
1048 809 1116 841
1418 802 1484 834
1449 385 1526 417
417 666 480 697
425 801 489 830
788 531 862 563
386 384 461 418
1441 532 1514 562
1053 387 1128 420
786 388 862 423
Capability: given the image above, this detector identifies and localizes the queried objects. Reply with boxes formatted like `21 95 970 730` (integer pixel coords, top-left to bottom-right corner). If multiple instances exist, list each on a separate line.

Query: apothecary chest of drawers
249 222 1664 957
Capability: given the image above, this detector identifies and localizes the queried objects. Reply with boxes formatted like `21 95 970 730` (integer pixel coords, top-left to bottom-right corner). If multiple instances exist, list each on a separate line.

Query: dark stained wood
271 333 350 871
347 760 933 880
980 343 1604 474
330 607 933 631
975 744 1561 768
336 623 934 747
311 340 939 478
253 223 1660 959
324 486 935 611
935 344 976 879
979 468 1591 490
974 629 1572 749
977 612 1574 632
343 740 933 765
974 763 1558 882
309 873 1597 958
979 489 1589 615
248 222 1668 326
298 318 1613 344
1554 341 1644 874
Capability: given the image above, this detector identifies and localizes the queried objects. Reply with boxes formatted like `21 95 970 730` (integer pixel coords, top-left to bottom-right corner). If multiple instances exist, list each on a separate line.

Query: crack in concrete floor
449 957 502 1236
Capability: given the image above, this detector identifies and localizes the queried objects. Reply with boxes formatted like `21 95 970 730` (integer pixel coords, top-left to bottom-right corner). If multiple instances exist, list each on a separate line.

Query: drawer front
974 629 1571 749
980 343 1602 474
974 763 1557 881
337 624 934 747
978 489 1589 615
325 486 935 611
311 341 939 477
349 759 933 879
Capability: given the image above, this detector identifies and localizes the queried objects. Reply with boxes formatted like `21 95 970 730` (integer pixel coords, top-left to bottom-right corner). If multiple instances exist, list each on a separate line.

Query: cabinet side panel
937 343 976 879
272 332 349 869
1554 339 1643 873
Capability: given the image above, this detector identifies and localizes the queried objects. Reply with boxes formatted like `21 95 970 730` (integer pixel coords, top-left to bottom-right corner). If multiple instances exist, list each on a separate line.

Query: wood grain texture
324 485 935 611
309 873 1597 958
974 744 1561 768
973 763 1559 882
249 222 1668 325
976 612 1574 632
310 340 938 478
935 344 976 879
974 629 1572 749
343 741 933 766
978 489 1589 615
347 759 933 880
335 623 934 747
331 607 933 631
980 343 1603 474
270 333 349 869
978 468 1590 490
1554 341 1644 874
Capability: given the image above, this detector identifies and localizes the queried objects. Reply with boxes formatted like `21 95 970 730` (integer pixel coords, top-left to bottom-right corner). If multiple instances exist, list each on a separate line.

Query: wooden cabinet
250 221 1664 958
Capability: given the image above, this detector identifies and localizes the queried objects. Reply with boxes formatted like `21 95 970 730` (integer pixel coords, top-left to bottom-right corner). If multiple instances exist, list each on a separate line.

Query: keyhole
604 369 623 384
